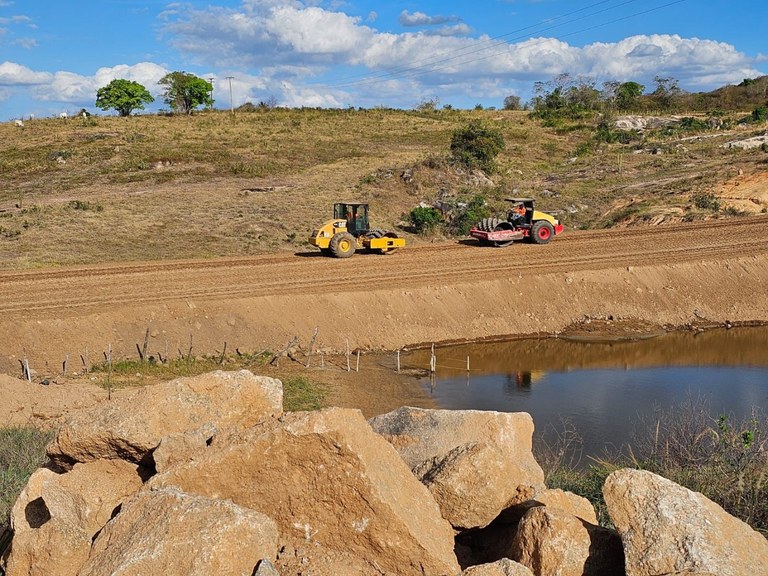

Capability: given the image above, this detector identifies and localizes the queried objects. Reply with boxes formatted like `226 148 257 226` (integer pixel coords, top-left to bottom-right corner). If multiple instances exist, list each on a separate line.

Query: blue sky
1 0 765 120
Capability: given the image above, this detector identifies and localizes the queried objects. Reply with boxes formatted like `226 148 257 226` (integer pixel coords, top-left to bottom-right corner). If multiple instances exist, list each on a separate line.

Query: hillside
1 107 766 269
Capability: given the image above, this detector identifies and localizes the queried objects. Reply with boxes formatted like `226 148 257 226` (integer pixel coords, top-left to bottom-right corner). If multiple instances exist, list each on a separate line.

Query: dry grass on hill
0 108 765 269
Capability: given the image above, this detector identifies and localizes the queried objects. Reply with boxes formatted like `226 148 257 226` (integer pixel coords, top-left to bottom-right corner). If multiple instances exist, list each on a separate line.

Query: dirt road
2 216 768 378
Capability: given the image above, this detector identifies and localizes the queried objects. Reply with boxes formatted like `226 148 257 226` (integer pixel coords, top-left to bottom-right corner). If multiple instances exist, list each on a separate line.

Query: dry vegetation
1 107 766 269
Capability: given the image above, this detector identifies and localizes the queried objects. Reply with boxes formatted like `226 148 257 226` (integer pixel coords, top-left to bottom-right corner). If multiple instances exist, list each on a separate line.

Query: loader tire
531 221 555 244
478 217 501 232
329 232 356 258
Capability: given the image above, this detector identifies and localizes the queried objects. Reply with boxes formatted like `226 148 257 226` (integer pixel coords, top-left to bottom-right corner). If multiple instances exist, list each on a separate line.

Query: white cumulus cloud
0 61 51 85
399 10 461 27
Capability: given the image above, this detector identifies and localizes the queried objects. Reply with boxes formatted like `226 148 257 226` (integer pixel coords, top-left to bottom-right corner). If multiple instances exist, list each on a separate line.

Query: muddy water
404 327 768 459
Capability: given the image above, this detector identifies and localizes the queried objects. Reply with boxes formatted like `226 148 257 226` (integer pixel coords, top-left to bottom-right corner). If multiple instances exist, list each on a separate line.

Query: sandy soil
2 215 768 426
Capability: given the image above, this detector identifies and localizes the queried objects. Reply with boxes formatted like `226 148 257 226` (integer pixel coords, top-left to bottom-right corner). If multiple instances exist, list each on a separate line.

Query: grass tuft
282 376 328 412
1 426 54 547
537 396 768 534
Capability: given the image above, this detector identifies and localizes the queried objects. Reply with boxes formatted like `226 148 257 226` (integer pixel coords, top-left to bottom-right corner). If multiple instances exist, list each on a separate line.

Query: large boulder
510 506 624 576
149 407 460 576
6 460 143 576
502 488 598 525
456 489 599 567
414 441 536 530
462 558 534 575
369 407 545 529
603 468 768 576
79 487 278 576
46 370 282 469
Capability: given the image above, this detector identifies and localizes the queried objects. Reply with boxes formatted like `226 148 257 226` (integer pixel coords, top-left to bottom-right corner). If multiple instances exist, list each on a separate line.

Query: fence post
345 338 350 372
430 343 436 374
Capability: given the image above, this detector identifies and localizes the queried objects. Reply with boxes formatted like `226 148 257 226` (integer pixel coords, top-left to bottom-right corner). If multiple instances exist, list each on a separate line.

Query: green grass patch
1 426 54 540
88 354 326 412
536 398 768 534
282 376 328 412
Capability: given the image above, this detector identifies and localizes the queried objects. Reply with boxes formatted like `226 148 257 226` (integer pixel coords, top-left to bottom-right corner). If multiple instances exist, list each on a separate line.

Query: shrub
450 120 505 174
751 106 768 123
69 200 103 212
408 206 443 233
692 191 721 211
447 194 491 235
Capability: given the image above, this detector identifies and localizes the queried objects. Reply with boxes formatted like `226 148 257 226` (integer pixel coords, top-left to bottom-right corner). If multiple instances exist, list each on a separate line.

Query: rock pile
2 370 766 575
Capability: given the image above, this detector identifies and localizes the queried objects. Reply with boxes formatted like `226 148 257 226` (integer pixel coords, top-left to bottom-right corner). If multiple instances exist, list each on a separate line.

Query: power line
323 0 688 90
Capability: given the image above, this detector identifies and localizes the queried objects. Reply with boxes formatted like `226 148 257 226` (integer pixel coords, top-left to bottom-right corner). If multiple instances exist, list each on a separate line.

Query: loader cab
334 202 369 236
505 197 534 227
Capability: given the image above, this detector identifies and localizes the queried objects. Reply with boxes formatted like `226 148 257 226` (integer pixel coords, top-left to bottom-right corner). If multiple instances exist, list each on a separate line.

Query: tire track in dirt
1 217 767 317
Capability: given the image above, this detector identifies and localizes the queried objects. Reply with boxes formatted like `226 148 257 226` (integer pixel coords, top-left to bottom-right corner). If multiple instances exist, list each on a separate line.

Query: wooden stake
269 336 299 367
356 350 360 372
81 346 89 374
397 349 401 373
142 326 150 363
430 343 436 374
107 344 113 400
63 354 68 376
467 355 470 372
345 338 350 372
306 327 319 368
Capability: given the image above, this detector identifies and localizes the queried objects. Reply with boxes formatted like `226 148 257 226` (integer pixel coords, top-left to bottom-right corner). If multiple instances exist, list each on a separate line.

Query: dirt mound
558 316 667 341
0 374 109 428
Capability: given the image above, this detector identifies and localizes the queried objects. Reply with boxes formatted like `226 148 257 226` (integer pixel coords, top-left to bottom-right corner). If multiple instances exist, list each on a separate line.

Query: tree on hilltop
95 79 154 117
158 72 213 114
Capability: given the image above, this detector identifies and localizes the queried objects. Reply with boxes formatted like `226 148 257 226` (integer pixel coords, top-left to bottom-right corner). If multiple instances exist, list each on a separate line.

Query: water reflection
405 327 768 458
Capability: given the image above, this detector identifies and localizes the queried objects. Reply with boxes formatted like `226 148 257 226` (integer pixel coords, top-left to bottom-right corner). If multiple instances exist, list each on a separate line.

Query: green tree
450 120 505 174
158 72 213 114
95 79 154 117
503 95 522 110
531 73 600 120
652 76 684 111
615 81 645 110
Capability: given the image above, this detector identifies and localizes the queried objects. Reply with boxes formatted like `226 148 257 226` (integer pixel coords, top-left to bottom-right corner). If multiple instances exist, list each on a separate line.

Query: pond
404 327 768 460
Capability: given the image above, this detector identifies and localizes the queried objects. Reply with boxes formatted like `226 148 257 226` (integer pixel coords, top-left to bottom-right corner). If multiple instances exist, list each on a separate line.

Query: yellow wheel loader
309 203 405 258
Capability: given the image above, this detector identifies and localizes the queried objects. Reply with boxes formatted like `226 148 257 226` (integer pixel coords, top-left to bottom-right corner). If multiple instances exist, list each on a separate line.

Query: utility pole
226 76 235 115
208 77 215 109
